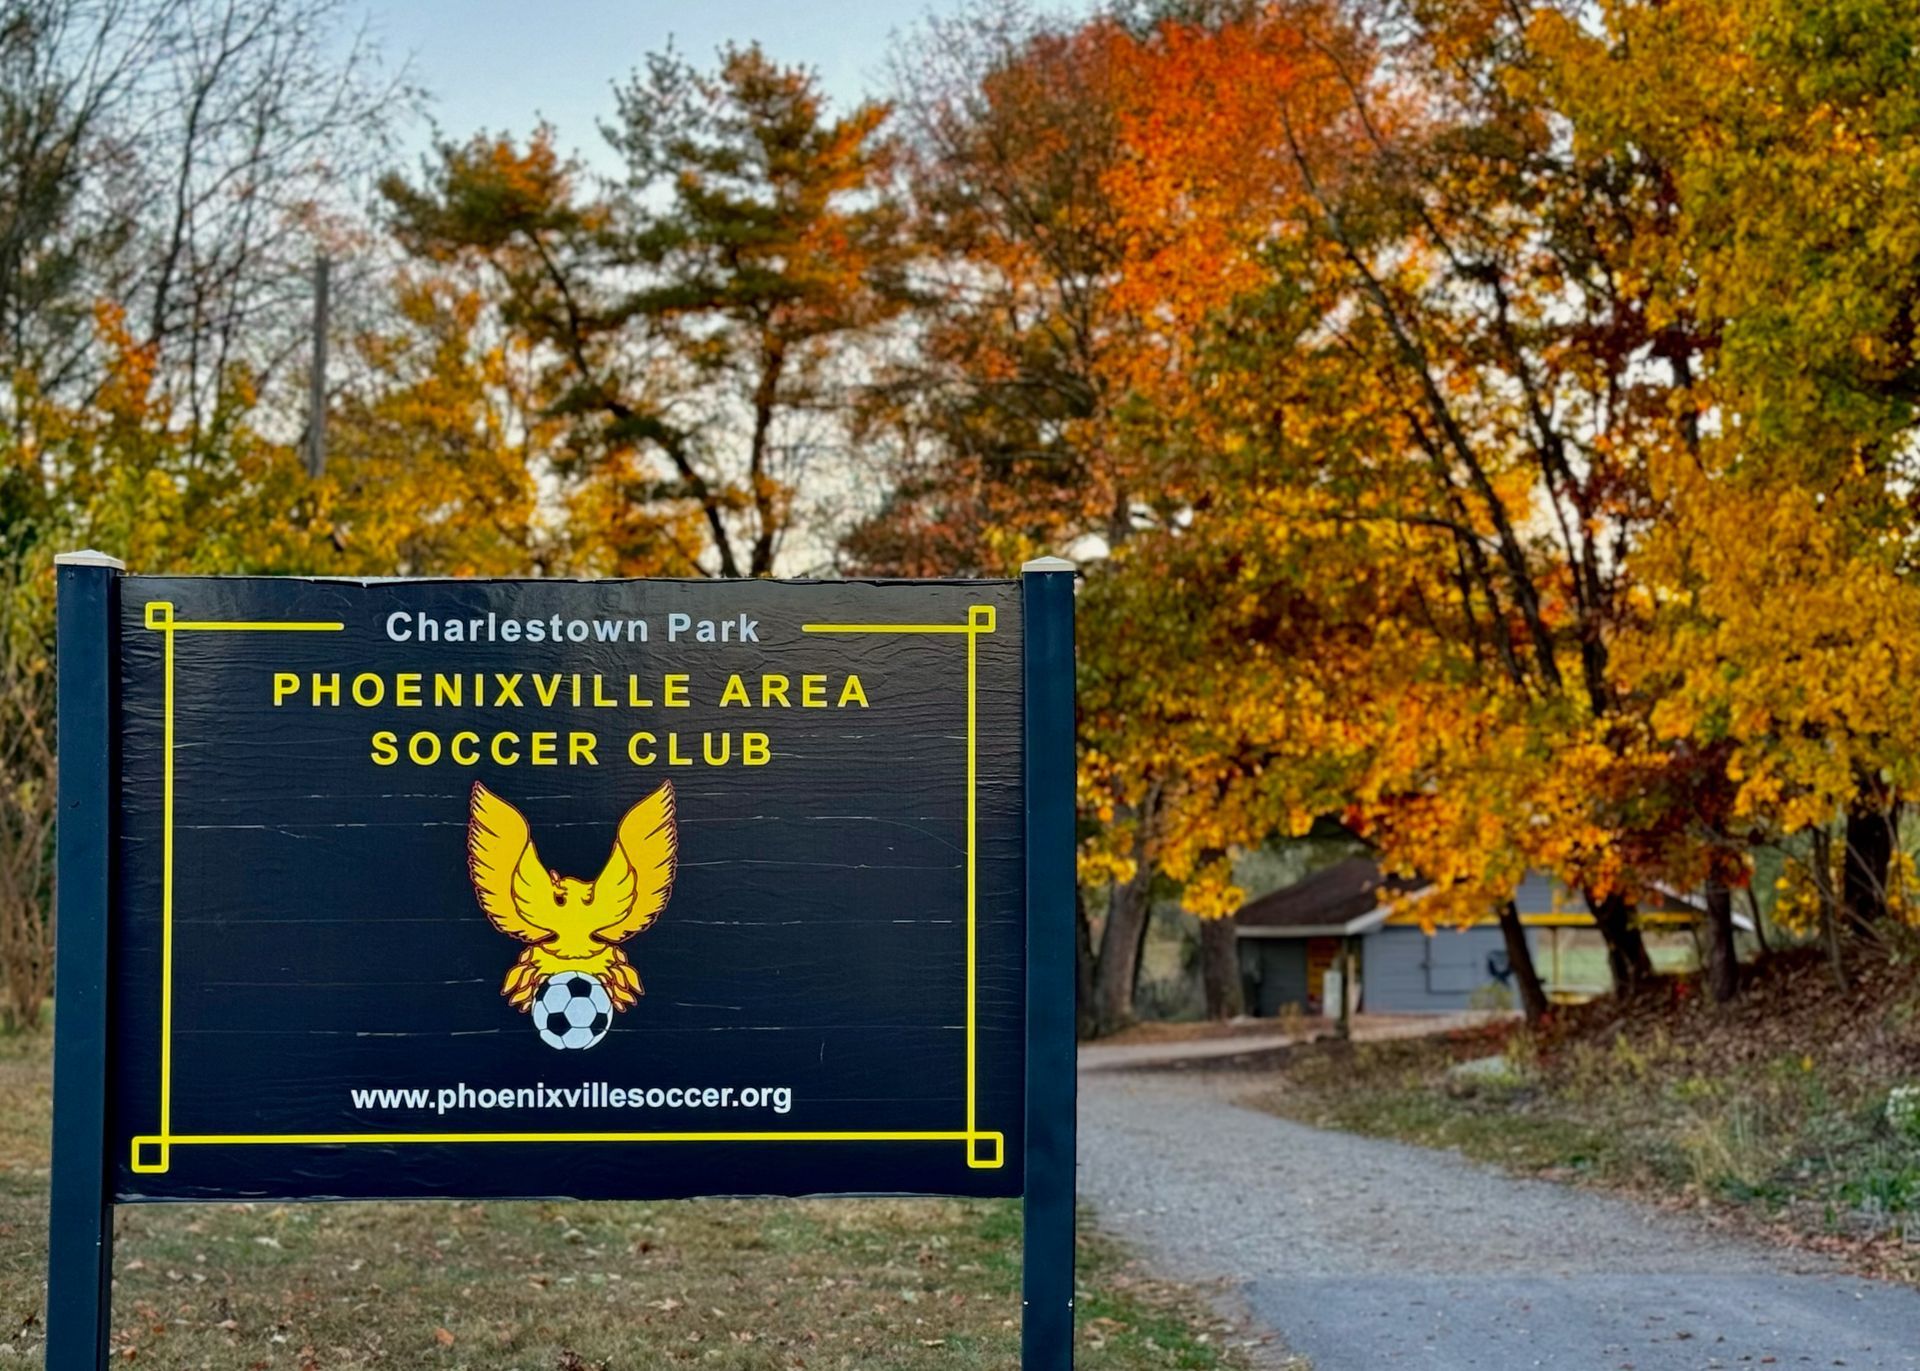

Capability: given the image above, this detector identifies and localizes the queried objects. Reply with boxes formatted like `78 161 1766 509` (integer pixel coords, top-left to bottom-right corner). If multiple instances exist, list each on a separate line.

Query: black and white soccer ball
534 972 612 1050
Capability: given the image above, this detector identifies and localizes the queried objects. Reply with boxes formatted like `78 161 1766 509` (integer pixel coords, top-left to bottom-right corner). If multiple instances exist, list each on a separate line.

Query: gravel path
1080 1069 1920 1369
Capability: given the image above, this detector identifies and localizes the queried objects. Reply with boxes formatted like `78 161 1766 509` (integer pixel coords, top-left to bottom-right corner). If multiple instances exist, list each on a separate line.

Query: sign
48 559 1079 1368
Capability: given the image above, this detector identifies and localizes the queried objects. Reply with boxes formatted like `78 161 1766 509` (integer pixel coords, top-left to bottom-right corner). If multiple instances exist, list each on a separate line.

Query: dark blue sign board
48 556 1078 1368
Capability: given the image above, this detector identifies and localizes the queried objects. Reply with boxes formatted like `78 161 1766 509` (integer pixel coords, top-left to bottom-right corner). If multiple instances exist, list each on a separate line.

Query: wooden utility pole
304 255 331 479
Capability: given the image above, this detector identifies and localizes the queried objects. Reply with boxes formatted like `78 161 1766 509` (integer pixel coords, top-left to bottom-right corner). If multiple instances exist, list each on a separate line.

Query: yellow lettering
272 672 298 706
628 732 657 766
370 731 398 766
435 674 463 707
492 732 520 765
408 731 441 765
351 672 384 707
593 675 616 708
312 673 340 706
664 674 689 708
743 732 770 766
719 674 750 707
802 674 826 708
762 674 789 707
669 732 692 766
530 731 558 766
703 733 730 765
838 675 869 708
450 731 480 766
569 732 598 766
493 673 524 707
395 673 422 708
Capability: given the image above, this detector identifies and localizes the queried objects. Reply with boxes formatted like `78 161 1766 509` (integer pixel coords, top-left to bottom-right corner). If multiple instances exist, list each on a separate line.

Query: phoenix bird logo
466 781 678 1016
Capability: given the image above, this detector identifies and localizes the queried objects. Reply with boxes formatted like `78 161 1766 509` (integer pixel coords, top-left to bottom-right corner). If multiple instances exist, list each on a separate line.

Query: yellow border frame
129 599 1004 1174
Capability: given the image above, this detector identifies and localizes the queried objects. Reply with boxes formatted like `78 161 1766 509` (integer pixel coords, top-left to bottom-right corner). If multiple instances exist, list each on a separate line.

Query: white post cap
54 549 126 569
1020 556 1076 574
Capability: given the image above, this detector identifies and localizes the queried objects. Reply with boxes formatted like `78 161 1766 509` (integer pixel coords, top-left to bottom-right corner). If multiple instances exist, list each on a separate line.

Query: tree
385 45 905 578
0 262 568 1024
0 0 406 429
314 273 545 577
1049 0 1649 1010
1551 0 1920 946
854 7 1177 1032
1198 912 1244 1020
887 0 1867 1019
0 527 56 1030
847 6 1144 577
607 45 909 575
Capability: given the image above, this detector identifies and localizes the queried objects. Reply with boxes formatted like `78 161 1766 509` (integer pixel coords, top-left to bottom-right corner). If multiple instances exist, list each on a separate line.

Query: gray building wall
1364 924 1539 1013
1237 923 1546 1016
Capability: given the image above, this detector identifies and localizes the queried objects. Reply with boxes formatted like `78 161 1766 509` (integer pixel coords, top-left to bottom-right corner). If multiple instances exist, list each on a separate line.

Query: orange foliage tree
865 0 1892 1024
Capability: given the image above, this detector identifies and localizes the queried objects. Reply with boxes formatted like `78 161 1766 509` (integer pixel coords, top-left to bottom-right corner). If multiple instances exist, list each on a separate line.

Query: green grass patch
0 1033 1259 1368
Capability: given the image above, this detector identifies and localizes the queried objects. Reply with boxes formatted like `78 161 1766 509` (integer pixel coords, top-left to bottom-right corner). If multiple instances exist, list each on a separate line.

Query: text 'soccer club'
110 579 1026 1202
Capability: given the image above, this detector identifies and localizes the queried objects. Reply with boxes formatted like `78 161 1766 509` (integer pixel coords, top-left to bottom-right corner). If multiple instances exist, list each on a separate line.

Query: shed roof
1233 857 1420 938
1234 859 1752 938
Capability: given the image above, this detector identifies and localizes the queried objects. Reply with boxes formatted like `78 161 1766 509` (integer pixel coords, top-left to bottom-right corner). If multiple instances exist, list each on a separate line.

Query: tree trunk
1811 826 1848 991
1074 884 1098 1042
1742 885 1770 960
1091 864 1154 1036
1842 798 1898 928
1495 899 1550 1025
1585 889 1655 994
1703 878 1740 1003
1199 915 1243 1020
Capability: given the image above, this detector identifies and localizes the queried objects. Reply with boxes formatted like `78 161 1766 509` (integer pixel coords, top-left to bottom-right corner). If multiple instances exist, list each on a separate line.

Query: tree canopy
8 0 1920 1032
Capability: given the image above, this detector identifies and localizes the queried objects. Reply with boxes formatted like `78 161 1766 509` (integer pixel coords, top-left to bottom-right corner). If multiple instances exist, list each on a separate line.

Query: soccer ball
534 972 612 1050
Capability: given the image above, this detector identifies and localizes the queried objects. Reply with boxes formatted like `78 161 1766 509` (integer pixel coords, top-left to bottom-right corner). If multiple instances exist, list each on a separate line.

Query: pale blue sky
353 0 983 174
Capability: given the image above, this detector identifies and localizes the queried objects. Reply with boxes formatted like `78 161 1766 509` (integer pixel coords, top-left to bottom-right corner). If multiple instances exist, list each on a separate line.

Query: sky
350 0 989 175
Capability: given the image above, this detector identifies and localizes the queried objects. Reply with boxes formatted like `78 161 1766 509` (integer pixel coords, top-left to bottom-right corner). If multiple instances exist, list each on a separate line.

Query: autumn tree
848 8 1166 1032
313 274 546 577
846 7 1142 579
0 469 56 1029
384 45 905 578
1550 0 1920 967
861 4 1355 1030
878 0 1829 1022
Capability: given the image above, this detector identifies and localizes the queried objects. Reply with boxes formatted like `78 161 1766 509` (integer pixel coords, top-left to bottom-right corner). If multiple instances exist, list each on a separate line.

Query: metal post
305 254 330 480
1021 556 1077 1370
47 550 123 1370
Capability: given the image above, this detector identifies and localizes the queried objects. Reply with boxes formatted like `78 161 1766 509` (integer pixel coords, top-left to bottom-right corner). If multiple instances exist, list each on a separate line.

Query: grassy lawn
1242 947 1920 1284
0 1034 1253 1369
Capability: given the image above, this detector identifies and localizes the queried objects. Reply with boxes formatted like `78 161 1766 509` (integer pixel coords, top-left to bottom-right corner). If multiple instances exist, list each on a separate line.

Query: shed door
1425 931 1490 993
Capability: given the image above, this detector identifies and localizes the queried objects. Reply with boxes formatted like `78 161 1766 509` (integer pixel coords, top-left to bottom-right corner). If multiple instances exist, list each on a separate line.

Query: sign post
1022 557 1078 1368
47 562 1077 1367
49 550 123 1371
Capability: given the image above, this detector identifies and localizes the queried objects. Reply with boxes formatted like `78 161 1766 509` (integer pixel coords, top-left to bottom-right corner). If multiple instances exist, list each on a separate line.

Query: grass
0 1034 1258 1369
1241 946 1920 1283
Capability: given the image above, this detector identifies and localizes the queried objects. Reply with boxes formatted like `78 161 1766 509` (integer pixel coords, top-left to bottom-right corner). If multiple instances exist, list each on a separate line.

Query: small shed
1235 860 1748 1017
1233 858 1419 1018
